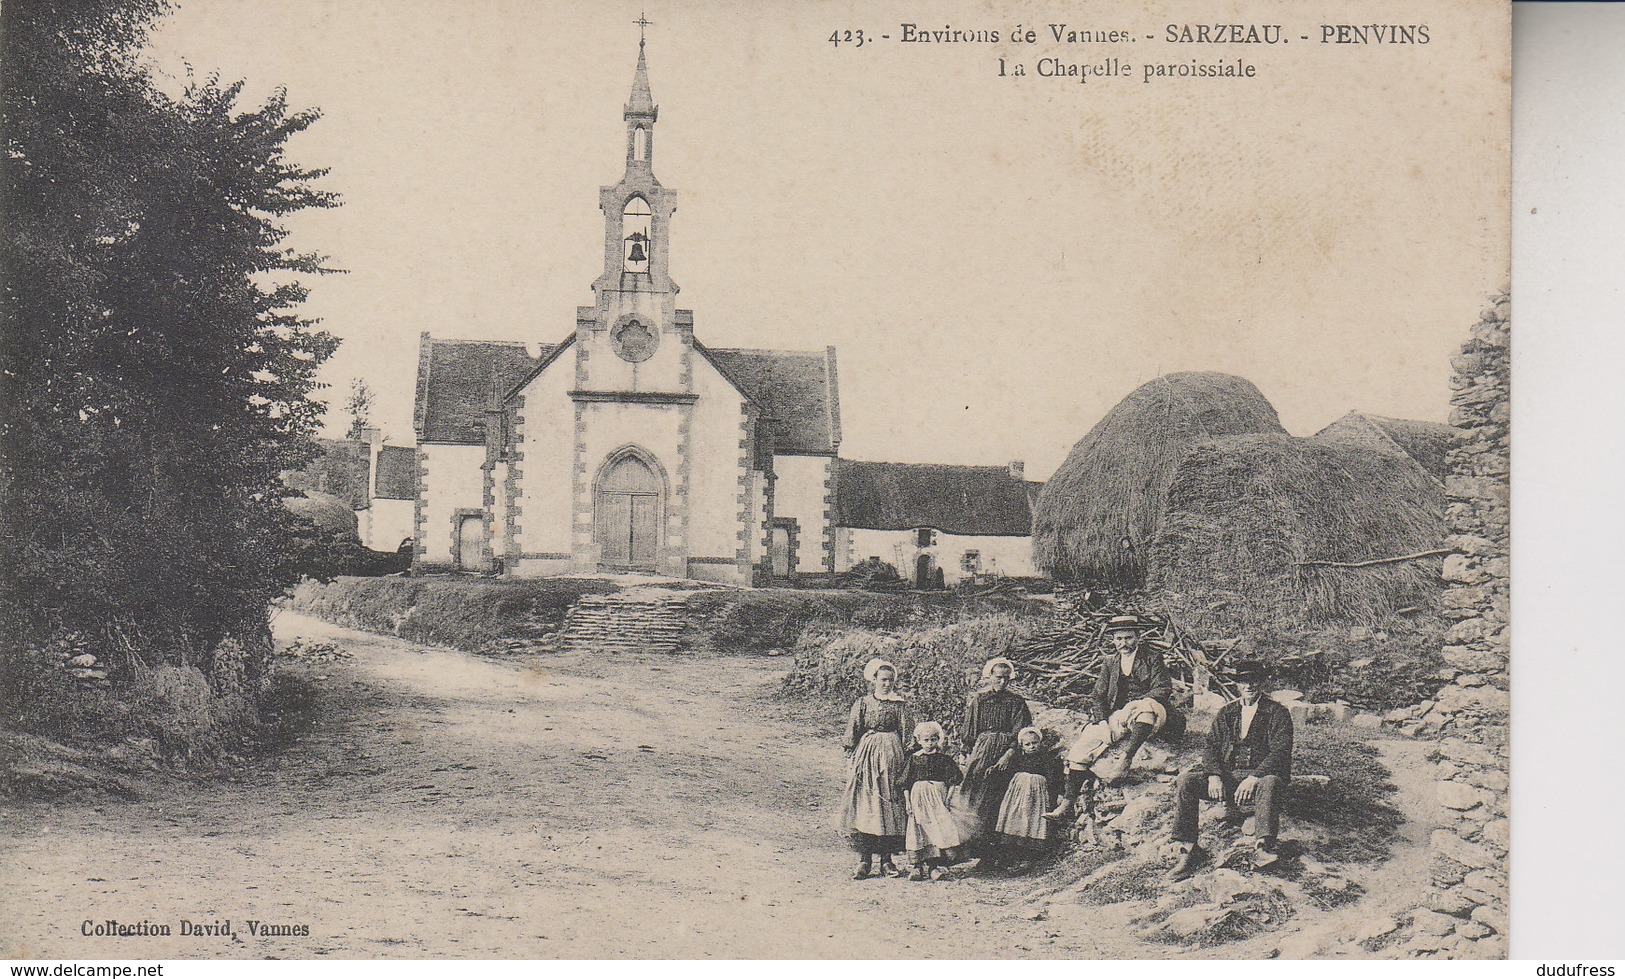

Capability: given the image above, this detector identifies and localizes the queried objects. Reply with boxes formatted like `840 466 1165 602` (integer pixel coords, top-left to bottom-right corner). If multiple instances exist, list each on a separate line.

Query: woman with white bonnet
953 656 1033 864
838 657 910 879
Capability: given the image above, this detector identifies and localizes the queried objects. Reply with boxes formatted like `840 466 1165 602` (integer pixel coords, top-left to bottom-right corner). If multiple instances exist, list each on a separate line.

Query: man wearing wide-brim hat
1168 659 1294 880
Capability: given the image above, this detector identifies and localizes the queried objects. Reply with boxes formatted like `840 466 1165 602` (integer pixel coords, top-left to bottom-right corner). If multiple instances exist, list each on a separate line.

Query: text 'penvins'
858 24 1431 45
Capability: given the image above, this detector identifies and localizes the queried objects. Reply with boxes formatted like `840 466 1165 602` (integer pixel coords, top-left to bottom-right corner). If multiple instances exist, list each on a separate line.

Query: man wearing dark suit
1168 661 1293 880
1094 617 1174 720
1049 615 1188 821
1089 615 1176 784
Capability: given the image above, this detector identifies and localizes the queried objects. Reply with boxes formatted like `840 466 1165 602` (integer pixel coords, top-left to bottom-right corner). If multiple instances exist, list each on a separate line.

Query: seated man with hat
1092 614 1179 783
1168 659 1294 880
1045 615 1179 823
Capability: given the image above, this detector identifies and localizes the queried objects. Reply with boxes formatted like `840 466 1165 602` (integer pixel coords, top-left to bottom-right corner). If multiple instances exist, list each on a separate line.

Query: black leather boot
1168 843 1208 881
1106 721 1156 785
1044 768 1089 820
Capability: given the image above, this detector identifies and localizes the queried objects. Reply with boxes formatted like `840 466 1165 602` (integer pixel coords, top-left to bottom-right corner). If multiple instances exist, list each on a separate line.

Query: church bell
626 231 649 265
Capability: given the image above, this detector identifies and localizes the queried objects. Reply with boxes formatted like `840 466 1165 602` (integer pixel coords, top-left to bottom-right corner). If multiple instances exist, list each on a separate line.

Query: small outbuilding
833 460 1039 587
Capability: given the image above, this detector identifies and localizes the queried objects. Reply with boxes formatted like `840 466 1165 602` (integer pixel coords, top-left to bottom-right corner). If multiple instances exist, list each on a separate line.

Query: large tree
1 0 339 666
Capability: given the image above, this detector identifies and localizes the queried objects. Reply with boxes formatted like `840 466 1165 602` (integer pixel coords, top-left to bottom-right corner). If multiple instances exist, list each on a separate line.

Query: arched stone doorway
915 553 936 589
594 449 665 571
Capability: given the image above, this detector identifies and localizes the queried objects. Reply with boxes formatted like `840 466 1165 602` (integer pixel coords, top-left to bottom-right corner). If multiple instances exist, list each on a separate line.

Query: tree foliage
1 0 340 666
344 378 375 440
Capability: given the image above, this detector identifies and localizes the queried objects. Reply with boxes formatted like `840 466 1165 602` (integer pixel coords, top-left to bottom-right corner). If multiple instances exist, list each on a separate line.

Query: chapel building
412 43 840 585
411 42 1040 587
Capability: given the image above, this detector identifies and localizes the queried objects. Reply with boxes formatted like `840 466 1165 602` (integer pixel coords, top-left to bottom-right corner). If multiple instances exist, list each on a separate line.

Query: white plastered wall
837 528 1038 584
687 356 751 574
773 454 833 574
575 400 684 573
510 362 574 573
418 443 486 567
365 500 414 552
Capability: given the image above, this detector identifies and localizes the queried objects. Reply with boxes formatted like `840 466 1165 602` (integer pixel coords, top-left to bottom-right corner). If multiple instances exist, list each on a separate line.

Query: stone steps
559 593 691 653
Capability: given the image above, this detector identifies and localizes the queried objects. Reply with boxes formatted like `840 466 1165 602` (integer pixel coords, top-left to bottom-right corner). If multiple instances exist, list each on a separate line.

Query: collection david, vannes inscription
80 919 311 940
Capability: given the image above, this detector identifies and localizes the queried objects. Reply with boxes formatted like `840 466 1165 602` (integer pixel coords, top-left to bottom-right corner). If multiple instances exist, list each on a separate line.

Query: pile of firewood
955 577 1032 598
1014 589 1244 708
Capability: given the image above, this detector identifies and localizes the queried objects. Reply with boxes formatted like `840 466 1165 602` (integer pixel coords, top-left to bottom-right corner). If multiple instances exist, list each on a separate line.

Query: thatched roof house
1147 433 1446 634
1032 372 1286 586
1314 410 1457 482
835 460 1038 537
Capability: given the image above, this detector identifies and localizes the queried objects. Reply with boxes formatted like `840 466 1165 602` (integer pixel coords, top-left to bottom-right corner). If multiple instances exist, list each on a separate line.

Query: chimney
358 426 382 506
1008 460 1025 480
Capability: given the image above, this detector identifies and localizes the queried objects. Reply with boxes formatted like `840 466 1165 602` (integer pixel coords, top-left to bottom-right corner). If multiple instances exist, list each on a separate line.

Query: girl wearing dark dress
992 726 1066 869
952 657 1033 861
901 721 972 881
839 657 910 879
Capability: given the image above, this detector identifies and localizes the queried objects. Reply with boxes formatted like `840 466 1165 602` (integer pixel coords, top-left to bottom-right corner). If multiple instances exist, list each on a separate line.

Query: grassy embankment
0 634 320 798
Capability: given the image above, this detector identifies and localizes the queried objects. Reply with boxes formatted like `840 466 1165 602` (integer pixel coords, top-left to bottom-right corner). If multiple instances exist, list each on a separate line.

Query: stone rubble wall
1403 292 1511 958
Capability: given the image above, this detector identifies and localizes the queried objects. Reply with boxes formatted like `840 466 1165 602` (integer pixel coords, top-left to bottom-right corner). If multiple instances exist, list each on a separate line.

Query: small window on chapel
623 197 652 273
634 126 649 161
916 528 936 548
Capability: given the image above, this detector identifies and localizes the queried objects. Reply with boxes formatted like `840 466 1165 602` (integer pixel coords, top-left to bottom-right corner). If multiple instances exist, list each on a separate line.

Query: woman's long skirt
838 731 906 854
905 780 974 863
953 730 1017 837
993 771 1055 855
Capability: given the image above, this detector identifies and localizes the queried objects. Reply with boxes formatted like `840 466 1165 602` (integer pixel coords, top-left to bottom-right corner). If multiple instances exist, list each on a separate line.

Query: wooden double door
595 454 662 570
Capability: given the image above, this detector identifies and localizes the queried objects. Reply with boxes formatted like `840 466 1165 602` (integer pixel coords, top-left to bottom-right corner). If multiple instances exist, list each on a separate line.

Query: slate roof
1313 410 1456 482
835 460 1037 537
414 334 840 455
414 336 549 444
700 345 840 455
373 445 418 500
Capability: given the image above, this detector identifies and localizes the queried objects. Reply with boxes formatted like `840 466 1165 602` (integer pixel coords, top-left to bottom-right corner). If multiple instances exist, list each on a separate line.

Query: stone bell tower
569 36 699 576
575 37 690 394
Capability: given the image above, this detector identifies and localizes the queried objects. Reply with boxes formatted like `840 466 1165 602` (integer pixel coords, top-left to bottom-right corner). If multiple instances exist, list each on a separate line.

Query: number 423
829 29 867 47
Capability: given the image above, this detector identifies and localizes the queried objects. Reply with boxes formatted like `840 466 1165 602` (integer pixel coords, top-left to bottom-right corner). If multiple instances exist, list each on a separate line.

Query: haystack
1147 433 1445 635
1032 372 1286 586
283 490 360 539
1314 411 1457 482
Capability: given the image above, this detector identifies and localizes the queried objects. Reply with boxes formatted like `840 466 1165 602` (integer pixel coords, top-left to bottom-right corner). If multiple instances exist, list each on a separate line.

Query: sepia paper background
7 0 1512 962
144 0 1509 481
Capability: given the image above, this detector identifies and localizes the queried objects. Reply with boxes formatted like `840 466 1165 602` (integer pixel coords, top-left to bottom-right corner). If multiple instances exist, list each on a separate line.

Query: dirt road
4 614 1445 959
3 613 1156 959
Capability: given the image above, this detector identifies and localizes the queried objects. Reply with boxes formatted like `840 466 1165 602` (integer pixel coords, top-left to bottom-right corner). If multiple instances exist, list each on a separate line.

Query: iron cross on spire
635 13 653 47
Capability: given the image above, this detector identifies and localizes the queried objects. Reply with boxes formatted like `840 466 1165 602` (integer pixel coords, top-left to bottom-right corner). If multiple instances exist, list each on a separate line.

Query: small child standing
901 721 968 881
991 726 1065 871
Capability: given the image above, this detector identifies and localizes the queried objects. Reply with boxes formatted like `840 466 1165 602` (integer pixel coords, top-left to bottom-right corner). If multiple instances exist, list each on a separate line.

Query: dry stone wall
1403 291 1511 958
